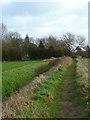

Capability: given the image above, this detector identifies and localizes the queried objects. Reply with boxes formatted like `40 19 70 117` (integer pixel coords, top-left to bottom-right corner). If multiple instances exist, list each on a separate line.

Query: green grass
2 61 48 100
16 64 68 118
2 61 41 72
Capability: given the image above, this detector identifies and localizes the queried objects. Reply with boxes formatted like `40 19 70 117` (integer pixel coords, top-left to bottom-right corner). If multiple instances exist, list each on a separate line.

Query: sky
0 0 89 42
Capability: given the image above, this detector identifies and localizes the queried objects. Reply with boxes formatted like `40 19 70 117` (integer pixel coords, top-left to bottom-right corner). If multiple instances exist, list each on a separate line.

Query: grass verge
70 61 88 117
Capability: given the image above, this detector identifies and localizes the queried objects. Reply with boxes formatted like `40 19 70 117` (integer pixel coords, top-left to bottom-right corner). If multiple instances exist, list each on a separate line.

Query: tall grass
76 58 89 116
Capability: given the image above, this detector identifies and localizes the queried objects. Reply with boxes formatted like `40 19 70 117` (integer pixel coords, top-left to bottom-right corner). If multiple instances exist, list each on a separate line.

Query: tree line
1 23 90 61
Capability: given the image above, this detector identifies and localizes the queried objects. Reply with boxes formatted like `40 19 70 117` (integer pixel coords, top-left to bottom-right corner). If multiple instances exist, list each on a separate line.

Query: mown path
59 62 88 118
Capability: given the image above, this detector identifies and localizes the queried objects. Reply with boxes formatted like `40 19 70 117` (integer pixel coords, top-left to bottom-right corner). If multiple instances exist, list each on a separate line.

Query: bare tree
46 35 62 50
5 32 21 41
2 31 23 61
61 32 76 54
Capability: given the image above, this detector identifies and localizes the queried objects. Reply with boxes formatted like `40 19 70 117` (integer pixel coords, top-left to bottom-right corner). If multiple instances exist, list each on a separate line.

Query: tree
61 32 76 55
46 36 59 50
39 40 44 48
2 31 23 61
25 34 29 44
22 34 30 55
4 32 21 41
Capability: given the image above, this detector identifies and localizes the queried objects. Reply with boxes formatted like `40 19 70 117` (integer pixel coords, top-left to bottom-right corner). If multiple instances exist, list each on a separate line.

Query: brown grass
37 57 72 74
76 58 88 95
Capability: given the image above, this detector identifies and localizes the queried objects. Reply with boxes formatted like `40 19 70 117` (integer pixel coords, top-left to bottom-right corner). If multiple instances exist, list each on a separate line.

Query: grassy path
59 62 88 118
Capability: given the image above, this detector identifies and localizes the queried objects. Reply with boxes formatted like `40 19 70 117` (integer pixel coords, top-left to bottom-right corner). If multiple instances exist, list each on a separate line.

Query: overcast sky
0 0 89 41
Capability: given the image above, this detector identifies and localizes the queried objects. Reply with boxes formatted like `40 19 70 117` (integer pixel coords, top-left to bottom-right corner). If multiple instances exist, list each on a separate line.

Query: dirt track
59 63 87 118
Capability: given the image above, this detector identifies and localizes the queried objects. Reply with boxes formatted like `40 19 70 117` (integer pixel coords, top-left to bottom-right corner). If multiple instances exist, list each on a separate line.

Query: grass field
2 58 89 118
2 61 48 100
2 61 41 72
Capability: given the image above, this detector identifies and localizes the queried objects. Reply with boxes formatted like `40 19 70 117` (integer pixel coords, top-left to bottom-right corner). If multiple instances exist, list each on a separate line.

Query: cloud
2 0 88 41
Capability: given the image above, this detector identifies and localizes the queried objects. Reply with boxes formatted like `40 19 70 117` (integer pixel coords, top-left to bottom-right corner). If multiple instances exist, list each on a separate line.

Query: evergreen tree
39 40 44 48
